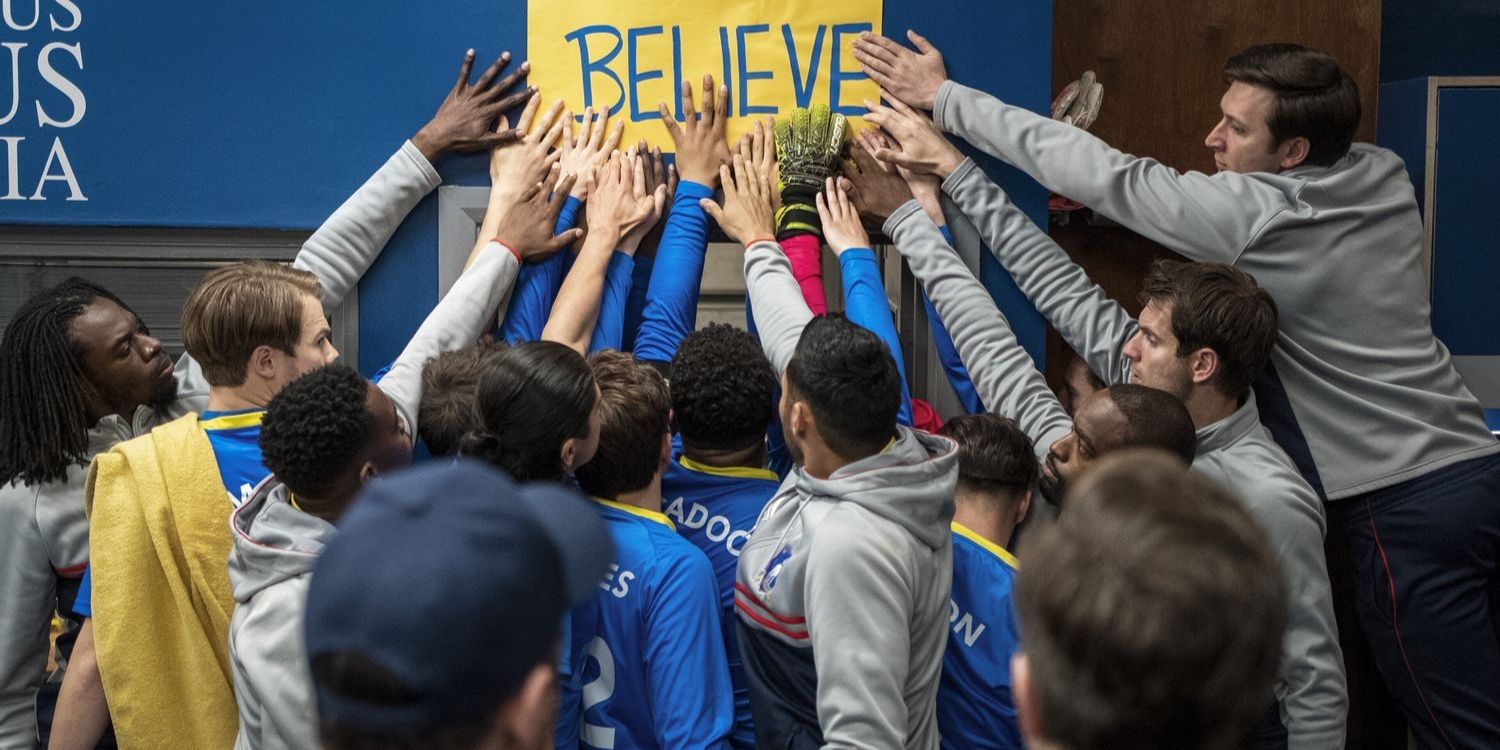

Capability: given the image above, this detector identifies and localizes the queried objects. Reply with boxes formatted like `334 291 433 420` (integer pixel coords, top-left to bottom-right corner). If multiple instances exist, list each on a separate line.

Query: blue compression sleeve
632 181 716 363
838 247 914 427
588 251 636 353
498 196 583 344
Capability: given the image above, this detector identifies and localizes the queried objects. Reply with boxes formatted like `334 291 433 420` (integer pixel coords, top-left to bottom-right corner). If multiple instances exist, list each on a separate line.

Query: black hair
784 315 901 458
1107 384 1198 464
1 278 134 486
461 341 597 482
668 323 776 451
261 364 374 500
941 413 1038 499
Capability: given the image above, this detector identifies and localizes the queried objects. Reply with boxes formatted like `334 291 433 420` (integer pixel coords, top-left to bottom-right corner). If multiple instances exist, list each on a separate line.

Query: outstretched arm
296 50 532 307
633 77 733 364
820 177 914 426
884 201 1072 457
544 153 666 354
703 156 805 373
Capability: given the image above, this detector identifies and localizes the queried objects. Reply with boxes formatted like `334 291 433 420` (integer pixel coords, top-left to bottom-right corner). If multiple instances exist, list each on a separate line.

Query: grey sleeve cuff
933 79 960 130
940 157 981 195
398 139 442 190
881 199 925 239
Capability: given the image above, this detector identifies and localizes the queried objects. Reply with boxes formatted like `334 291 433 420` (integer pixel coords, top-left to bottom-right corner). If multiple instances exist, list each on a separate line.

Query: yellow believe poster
527 0 882 147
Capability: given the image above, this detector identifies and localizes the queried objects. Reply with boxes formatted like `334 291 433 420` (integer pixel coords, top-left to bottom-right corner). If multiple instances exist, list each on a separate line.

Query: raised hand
492 166 584 262
817 178 872 256
619 141 675 256
488 95 566 205
412 49 535 161
862 94 965 178
588 151 667 246
736 116 780 211
846 129 912 220
560 107 625 199
701 154 776 245
659 74 733 186
852 31 947 111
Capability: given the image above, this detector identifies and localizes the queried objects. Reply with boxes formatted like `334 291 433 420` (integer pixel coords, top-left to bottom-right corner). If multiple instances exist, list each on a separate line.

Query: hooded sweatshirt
226 481 330 750
223 236 522 750
735 240 959 750
0 140 439 750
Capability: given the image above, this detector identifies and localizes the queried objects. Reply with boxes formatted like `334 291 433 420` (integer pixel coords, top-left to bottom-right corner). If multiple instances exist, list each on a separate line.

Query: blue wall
1382 0 1500 81
0 0 1052 374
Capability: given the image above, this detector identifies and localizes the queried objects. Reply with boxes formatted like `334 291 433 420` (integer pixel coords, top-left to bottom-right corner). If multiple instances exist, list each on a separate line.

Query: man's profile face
364 383 413 475
268 293 339 392
1204 82 1287 174
1122 301 1195 401
1039 390 1129 505
70 297 178 419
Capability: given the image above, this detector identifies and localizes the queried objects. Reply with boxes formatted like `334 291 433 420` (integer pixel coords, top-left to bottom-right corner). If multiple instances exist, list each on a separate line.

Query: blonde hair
181 261 323 386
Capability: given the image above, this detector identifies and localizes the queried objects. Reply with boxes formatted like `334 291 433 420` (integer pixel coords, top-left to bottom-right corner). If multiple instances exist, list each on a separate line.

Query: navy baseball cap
304 459 612 734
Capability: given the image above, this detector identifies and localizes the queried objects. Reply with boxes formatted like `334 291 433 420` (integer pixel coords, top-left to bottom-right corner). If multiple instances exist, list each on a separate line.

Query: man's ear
357 461 379 486
249 344 280 382
490 662 556 750
1189 347 1219 388
1013 653 1044 744
560 437 578 473
1015 488 1033 529
789 400 813 438
658 429 672 469
1277 136 1310 170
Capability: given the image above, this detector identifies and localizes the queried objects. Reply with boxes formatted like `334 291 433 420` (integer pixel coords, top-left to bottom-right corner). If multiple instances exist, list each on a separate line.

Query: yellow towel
86 413 239 750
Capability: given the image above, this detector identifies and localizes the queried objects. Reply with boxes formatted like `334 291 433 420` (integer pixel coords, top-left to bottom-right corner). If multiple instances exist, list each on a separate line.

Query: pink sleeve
779 234 827 315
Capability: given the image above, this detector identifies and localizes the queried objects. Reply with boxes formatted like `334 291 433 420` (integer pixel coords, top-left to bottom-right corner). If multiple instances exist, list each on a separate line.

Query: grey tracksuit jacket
736 240 958 750
0 140 443 750
886 187 1349 748
933 80 1498 499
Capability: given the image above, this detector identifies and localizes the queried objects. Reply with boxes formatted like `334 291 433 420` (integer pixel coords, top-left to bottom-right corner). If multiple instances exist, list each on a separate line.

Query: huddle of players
7 24 1496 750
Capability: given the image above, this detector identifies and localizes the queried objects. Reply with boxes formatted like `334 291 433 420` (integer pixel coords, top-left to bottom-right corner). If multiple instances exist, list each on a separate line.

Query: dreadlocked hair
0 278 132 486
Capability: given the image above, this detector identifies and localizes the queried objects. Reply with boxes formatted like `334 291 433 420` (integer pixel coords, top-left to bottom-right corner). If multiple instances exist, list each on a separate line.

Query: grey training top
934 80 1499 499
934 159 1348 748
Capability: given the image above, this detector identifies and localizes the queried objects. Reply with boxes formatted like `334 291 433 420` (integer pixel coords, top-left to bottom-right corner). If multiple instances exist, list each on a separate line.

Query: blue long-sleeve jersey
837 247 914 426
569 498 735 750
588 251 635 353
661 436 779 748
938 523 1023 750
633 181 716 364
498 196 583 344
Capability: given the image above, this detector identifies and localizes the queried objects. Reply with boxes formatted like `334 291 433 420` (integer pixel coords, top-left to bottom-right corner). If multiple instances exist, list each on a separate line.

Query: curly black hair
261 364 373 500
669 323 777 452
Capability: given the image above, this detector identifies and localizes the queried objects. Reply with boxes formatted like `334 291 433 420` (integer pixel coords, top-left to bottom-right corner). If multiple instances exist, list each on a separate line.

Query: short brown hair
419 340 509 457
576 350 671 499
181 261 323 386
1224 43 1360 167
1140 259 1278 399
1016 450 1287 750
